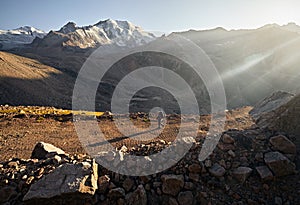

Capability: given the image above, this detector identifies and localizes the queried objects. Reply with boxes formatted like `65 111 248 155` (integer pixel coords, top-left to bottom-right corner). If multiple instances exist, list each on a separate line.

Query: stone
274 196 283 205
23 160 98 201
184 182 194 190
264 151 296 176
177 191 193 205
255 153 264 162
232 167 253 183
217 143 236 151
26 176 35 185
209 163 226 177
222 134 235 144
7 161 19 169
188 173 199 181
108 187 126 199
31 142 66 159
228 150 236 157
255 166 273 180
53 155 62 164
204 160 212 168
161 196 179 205
269 135 296 154
161 174 184 196
98 175 110 193
125 185 147 205
0 186 17 203
188 163 202 173
169 197 179 205
123 177 135 192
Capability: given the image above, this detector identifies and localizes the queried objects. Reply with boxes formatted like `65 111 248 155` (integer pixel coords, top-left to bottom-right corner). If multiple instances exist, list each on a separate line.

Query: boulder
31 142 66 159
209 163 226 177
161 174 184 196
269 135 296 154
232 166 253 183
264 151 296 176
125 185 147 205
23 160 98 202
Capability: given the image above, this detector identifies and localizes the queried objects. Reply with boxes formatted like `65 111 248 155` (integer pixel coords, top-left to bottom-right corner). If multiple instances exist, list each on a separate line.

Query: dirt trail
0 106 254 161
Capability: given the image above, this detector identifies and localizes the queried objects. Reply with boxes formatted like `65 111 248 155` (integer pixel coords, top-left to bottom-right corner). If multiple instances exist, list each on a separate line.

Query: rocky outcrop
250 91 294 120
254 93 300 137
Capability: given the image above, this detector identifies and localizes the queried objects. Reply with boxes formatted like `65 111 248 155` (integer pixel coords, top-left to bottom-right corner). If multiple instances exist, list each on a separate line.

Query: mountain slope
177 24 300 107
0 26 46 50
0 51 73 108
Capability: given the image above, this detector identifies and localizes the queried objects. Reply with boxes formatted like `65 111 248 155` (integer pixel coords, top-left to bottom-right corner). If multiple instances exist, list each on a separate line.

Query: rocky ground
0 106 299 205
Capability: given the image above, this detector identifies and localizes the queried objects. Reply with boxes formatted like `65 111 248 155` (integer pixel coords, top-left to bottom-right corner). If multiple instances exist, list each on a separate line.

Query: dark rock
209 163 226 177
123 177 135 192
188 163 202 173
161 196 179 205
125 185 147 205
222 134 235 144
274 196 283 205
177 191 193 205
255 166 273 180
98 175 110 193
269 135 296 154
264 151 296 176
161 174 184 196
108 187 126 199
232 166 252 183
217 143 236 151
0 186 17 203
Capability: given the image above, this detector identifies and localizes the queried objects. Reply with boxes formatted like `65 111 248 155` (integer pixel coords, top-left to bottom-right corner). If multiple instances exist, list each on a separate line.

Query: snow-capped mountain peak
46 19 156 48
0 26 46 50
58 22 77 34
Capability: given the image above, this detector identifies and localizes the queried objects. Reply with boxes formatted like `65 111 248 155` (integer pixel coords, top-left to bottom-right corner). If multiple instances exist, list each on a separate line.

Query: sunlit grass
0 107 104 117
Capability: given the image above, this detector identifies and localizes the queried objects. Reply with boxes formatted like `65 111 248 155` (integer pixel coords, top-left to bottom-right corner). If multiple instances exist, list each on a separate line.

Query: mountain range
1 20 300 113
0 26 46 50
0 19 156 50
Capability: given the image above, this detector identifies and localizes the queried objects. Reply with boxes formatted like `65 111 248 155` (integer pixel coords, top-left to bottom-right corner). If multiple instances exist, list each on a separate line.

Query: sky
1 0 300 33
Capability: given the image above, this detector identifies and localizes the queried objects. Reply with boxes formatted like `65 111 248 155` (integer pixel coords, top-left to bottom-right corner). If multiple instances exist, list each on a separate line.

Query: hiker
157 111 165 129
